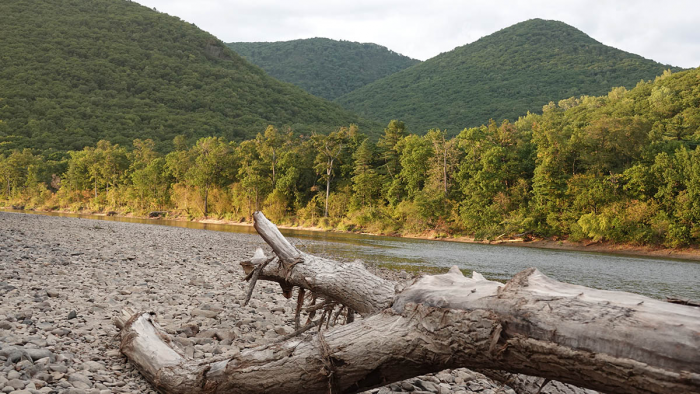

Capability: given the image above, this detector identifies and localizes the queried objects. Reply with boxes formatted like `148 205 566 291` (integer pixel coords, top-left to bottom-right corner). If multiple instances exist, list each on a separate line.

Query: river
9 210 700 300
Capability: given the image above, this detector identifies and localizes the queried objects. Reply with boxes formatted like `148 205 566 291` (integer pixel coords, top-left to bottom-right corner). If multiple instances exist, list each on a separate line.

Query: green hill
0 0 373 154
335 19 683 134
227 38 420 101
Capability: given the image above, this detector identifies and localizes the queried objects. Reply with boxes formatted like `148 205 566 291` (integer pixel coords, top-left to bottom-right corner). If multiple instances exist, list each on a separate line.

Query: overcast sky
134 0 700 68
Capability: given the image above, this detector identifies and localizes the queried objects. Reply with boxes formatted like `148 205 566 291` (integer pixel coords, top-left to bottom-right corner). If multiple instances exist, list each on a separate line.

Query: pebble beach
0 212 512 394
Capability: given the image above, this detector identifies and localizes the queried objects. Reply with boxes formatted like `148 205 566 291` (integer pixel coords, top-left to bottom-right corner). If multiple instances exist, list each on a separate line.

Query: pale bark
115 212 700 394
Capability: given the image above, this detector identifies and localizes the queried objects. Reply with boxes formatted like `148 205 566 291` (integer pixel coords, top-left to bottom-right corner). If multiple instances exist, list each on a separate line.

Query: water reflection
10 210 699 300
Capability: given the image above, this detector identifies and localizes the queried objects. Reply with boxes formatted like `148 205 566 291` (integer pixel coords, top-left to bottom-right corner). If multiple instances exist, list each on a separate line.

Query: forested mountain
0 0 373 154
336 19 683 134
227 38 420 101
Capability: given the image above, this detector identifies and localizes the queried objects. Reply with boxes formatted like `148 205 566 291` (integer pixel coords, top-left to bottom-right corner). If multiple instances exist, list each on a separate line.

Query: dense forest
0 0 375 155
227 38 420 101
336 19 683 134
3 68 699 247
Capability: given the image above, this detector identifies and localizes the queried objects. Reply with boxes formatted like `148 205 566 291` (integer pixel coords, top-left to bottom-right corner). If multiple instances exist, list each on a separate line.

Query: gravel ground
0 212 512 394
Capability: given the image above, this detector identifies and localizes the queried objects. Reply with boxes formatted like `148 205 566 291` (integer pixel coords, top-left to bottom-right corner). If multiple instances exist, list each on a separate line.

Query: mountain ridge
227 38 420 100
0 0 375 154
335 18 683 133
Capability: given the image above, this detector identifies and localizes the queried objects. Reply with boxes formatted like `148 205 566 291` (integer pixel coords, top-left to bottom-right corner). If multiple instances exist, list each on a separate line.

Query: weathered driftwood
247 213 396 316
115 212 700 394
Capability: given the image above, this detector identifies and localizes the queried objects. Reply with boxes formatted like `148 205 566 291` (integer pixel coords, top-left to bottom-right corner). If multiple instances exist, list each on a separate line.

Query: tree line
2 69 699 247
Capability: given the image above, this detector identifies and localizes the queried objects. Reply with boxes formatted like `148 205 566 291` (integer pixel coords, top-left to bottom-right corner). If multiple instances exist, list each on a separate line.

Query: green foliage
185 137 236 217
456 120 534 235
3 68 700 248
227 38 419 101
336 19 683 134
0 0 375 155
312 125 356 217
0 149 41 201
131 157 171 210
351 139 385 209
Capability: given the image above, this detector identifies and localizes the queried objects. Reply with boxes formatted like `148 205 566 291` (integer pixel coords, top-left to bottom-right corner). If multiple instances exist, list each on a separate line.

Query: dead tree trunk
115 212 700 394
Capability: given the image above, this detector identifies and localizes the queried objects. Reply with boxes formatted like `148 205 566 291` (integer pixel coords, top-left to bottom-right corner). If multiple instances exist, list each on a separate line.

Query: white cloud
136 0 700 68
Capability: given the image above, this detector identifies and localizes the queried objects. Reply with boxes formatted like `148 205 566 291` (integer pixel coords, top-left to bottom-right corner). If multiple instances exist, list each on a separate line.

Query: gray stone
274 326 288 336
435 372 453 383
438 385 452 394
5 351 25 364
27 337 48 347
68 373 92 387
194 329 217 339
190 309 219 318
49 365 68 373
415 380 439 392
214 330 236 341
176 323 199 337
83 361 105 371
25 349 54 362
172 337 193 348
71 380 92 389
33 373 51 382
7 379 26 389
51 328 71 336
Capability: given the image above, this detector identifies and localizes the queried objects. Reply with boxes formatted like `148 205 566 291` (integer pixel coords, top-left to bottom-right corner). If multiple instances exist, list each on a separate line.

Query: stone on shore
0 212 508 393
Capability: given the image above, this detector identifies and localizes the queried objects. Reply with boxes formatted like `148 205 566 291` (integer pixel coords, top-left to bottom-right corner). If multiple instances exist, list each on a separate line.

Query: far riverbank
5 206 700 262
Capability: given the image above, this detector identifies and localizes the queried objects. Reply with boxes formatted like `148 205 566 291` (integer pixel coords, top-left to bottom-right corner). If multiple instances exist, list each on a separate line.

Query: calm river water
12 211 700 300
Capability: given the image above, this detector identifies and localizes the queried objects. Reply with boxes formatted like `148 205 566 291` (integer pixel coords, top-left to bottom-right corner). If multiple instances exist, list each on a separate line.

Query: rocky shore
0 212 513 394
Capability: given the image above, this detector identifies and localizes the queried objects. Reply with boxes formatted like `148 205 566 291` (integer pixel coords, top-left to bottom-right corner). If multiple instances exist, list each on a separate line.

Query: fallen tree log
115 212 700 394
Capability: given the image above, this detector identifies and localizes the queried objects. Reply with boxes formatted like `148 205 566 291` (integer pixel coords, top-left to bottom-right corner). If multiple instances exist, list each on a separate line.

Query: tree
130 139 159 171
397 134 431 200
456 121 534 236
313 128 349 217
255 126 290 189
0 150 39 201
351 139 384 209
185 137 235 217
377 120 408 204
64 148 98 196
131 158 172 210
236 139 270 216
95 140 129 199
274 137 316 211
0 154 9 199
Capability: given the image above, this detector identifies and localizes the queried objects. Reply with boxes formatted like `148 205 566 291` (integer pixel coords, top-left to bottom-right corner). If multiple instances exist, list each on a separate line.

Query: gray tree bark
115 212 700 394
